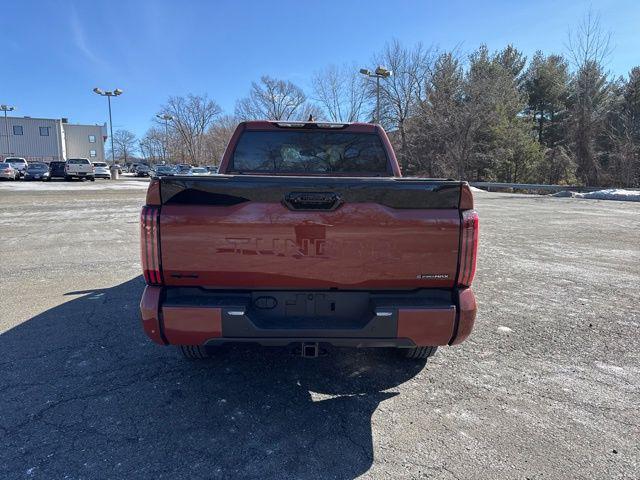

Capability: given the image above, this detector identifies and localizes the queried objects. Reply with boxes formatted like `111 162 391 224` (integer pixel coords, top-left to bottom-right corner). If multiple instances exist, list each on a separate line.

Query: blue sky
3 0 639 137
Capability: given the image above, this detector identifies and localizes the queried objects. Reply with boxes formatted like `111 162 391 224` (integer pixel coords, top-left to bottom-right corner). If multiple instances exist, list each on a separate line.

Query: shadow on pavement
1 277 426 479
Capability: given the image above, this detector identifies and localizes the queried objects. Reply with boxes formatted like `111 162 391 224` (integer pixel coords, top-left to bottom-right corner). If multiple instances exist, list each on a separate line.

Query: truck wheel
403 346 438 359
65 175 71 181
179 345 211 359
89 177 95 182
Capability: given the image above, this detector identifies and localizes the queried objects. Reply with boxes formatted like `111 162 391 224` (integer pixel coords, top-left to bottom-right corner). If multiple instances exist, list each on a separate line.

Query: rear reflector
457 210 479 287
141 205 163 285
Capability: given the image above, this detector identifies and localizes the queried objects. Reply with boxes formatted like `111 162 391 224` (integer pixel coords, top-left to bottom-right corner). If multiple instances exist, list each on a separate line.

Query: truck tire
179 345 210 359
403 346 438 359
65 175 71 181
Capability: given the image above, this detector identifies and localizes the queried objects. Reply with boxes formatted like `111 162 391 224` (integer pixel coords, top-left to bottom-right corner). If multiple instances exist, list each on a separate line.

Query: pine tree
523 52 570 146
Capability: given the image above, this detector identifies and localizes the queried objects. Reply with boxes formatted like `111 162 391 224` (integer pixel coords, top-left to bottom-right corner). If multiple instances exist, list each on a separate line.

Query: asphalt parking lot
0 181 638 479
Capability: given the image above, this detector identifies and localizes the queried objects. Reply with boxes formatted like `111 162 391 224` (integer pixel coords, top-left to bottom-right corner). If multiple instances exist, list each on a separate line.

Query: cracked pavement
0 182 638 479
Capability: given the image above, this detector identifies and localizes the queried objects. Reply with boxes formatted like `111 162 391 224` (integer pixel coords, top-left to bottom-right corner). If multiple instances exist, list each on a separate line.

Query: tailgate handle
283 192 343 211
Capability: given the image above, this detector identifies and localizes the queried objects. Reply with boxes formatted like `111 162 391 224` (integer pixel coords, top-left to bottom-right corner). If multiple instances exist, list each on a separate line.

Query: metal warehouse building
0 116 107 163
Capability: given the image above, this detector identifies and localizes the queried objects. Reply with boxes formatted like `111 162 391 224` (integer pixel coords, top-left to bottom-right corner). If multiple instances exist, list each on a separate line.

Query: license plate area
248 291 373 329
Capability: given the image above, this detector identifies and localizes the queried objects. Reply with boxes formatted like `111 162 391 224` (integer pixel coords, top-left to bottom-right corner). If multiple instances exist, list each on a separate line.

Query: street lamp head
374 66 393 77
157 113 173 121
93 87 104 95
1 105 16 112
113 89 123 96
359 68 371 76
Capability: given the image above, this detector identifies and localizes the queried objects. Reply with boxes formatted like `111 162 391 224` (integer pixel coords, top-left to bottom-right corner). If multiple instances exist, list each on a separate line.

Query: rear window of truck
230 131 390 175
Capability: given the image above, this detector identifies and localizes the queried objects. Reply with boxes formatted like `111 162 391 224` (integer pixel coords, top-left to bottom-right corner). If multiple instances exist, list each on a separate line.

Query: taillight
457 209 479 287
141 205 163 285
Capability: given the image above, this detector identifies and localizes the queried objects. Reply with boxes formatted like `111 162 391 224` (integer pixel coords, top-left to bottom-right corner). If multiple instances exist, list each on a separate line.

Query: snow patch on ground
594 361 626 376
497 326 513 333
551 189 640 202
469 186 487 193
0 181 149 191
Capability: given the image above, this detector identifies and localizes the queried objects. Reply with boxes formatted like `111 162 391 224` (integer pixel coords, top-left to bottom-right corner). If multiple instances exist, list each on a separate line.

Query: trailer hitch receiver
301 342 319 358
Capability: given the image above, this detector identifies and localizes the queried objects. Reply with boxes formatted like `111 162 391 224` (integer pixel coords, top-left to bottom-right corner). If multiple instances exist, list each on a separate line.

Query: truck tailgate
157 176 463 289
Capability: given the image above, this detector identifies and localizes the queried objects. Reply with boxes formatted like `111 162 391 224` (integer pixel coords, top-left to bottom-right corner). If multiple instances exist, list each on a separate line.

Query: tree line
121 12 638 187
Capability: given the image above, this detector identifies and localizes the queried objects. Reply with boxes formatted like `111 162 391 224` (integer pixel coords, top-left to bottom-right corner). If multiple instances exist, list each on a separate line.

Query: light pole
1 104 16 157
359 66 393 124
156 114 173 164
93 88 123 166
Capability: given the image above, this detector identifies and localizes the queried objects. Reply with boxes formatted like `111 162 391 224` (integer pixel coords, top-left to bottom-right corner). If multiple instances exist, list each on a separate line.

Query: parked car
175 164 192 174
0 162 18 180
4 157 28 178
65 158 95 181
188 167 209 176
48 161 66 180
92 162 111 179
150 165 175 178
135 164 150 177
23 162 50 181
139 120 479 360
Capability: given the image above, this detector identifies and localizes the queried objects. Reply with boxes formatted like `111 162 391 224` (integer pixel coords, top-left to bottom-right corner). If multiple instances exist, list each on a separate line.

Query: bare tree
566 10 613 69
112 129 137 163
372 40 437 170
311 64 371 122
566 10 614 185
407 51 466 177
203 115 240 165
159 94 222 165
139 127 165 164
235 76 310 120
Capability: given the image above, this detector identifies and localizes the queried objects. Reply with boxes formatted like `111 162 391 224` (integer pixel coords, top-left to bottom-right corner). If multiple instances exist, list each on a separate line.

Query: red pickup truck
140 121 478 360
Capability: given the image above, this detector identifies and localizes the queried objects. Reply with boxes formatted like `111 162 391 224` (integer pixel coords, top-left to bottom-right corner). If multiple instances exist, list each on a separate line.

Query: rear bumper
67 173 94 178
140 287 477 348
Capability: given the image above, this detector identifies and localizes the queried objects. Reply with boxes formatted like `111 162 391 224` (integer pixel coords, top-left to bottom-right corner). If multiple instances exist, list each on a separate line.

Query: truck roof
240 120 379 133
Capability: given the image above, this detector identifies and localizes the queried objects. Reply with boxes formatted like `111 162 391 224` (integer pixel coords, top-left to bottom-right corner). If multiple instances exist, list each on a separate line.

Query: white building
0 116 107 163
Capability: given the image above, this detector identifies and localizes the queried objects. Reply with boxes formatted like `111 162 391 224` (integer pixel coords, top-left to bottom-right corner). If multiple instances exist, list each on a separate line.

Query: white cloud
69 4 108 70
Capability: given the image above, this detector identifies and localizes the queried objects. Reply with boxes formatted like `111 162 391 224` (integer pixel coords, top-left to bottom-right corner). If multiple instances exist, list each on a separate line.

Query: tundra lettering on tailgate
217 236 402 260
